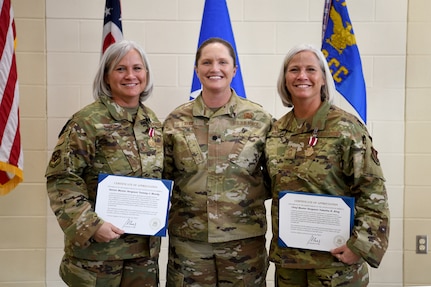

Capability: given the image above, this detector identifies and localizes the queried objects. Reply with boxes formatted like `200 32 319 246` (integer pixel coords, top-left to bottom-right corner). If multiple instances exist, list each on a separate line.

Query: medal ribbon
308 128 318 147
148 127 155 137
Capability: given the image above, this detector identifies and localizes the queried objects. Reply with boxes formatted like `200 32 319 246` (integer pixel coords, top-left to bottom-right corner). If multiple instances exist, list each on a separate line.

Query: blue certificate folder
96 173 173 237
278 191 355 251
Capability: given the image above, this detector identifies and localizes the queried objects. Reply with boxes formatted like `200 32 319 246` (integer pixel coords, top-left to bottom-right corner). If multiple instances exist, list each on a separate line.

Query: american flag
0 0 23 195
102 0 123 54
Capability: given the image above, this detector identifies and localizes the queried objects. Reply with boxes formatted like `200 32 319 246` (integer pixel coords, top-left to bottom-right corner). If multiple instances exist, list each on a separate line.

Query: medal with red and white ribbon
308 128 318 147
148 127 155 137
305 128 318 157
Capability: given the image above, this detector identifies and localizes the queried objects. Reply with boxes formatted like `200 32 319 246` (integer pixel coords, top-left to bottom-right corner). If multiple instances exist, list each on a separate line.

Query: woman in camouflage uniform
265 44 390 286
163 38 272 286
45 40 163 287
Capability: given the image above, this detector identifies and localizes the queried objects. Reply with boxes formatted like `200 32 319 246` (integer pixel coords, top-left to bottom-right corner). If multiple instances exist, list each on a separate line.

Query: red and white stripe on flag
102 0 123 53
0 0 23 195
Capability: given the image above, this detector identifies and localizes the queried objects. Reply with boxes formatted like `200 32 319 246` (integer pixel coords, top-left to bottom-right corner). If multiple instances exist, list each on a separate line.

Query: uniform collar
277 100 331 133
100 95 149 124
192 89 239 119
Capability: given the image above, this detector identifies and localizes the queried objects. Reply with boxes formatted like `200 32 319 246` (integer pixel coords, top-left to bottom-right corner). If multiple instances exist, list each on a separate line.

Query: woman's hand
92 222 125 243
330 245 361 265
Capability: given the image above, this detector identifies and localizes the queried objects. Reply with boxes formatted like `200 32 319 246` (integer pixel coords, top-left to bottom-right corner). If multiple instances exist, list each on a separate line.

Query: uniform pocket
228 129 262 171
60 256 97 287
166 264 185 287
172 131 204 172
95 123 136 174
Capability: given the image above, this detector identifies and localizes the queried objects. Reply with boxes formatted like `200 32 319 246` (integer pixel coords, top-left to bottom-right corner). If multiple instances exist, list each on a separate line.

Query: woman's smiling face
195 42 237 94
106 49 147 107
285 50 325 105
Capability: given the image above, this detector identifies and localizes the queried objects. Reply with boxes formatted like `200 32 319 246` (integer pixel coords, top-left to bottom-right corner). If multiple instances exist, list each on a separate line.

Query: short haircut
277 43 336 107
93 40 154 102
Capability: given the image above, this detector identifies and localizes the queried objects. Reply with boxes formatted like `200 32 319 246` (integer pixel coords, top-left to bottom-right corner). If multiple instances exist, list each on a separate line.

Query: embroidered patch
285 147 296 159
243 112 253 119
371 147 380 166
49 150 62 168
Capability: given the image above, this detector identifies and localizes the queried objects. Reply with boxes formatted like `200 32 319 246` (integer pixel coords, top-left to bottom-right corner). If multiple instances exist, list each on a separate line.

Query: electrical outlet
416 235 428 254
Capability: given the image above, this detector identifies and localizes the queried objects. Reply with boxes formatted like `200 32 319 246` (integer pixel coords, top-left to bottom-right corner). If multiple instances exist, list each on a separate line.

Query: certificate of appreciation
278 191 354 252
95 174 173 237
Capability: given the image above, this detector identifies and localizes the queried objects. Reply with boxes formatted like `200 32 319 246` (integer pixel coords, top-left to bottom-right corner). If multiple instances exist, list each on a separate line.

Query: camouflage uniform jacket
265 100 390 269
163 91 272 243
46 95 163 261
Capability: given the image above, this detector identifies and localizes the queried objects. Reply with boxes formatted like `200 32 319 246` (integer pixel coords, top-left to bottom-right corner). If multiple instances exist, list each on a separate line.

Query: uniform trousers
274 262 369 287
166 235 268 287
59 254 159 287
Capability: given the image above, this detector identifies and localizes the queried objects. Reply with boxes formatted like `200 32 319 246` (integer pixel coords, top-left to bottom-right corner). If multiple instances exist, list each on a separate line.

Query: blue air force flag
321 0 367 123
190 0 246 100
102 0 123 54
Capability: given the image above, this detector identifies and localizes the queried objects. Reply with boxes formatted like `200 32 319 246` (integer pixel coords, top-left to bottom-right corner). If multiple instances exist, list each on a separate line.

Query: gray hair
277 43 336 107
93 40 154 102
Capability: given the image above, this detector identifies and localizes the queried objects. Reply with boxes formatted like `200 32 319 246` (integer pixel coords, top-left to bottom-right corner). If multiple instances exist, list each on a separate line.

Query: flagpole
322 0 331 41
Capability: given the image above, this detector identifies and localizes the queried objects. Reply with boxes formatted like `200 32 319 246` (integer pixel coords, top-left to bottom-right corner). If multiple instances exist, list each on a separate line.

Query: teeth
209 76 222 79
296 85 309 88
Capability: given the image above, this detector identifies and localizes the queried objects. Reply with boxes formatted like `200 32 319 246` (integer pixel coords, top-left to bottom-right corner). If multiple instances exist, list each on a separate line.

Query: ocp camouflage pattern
46 95 163 261
163 91 273 243
265 100 390 269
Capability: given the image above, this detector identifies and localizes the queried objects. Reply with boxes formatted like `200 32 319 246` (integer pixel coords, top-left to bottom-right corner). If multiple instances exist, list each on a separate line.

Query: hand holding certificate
95 174 173 237
279 191 354 252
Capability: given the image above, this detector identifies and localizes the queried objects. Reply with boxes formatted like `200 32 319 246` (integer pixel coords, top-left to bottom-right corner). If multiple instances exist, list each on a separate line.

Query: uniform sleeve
346 128 390 268
162 118 175 181
45 122 103 248
262 116 276 199
260 156 272 200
